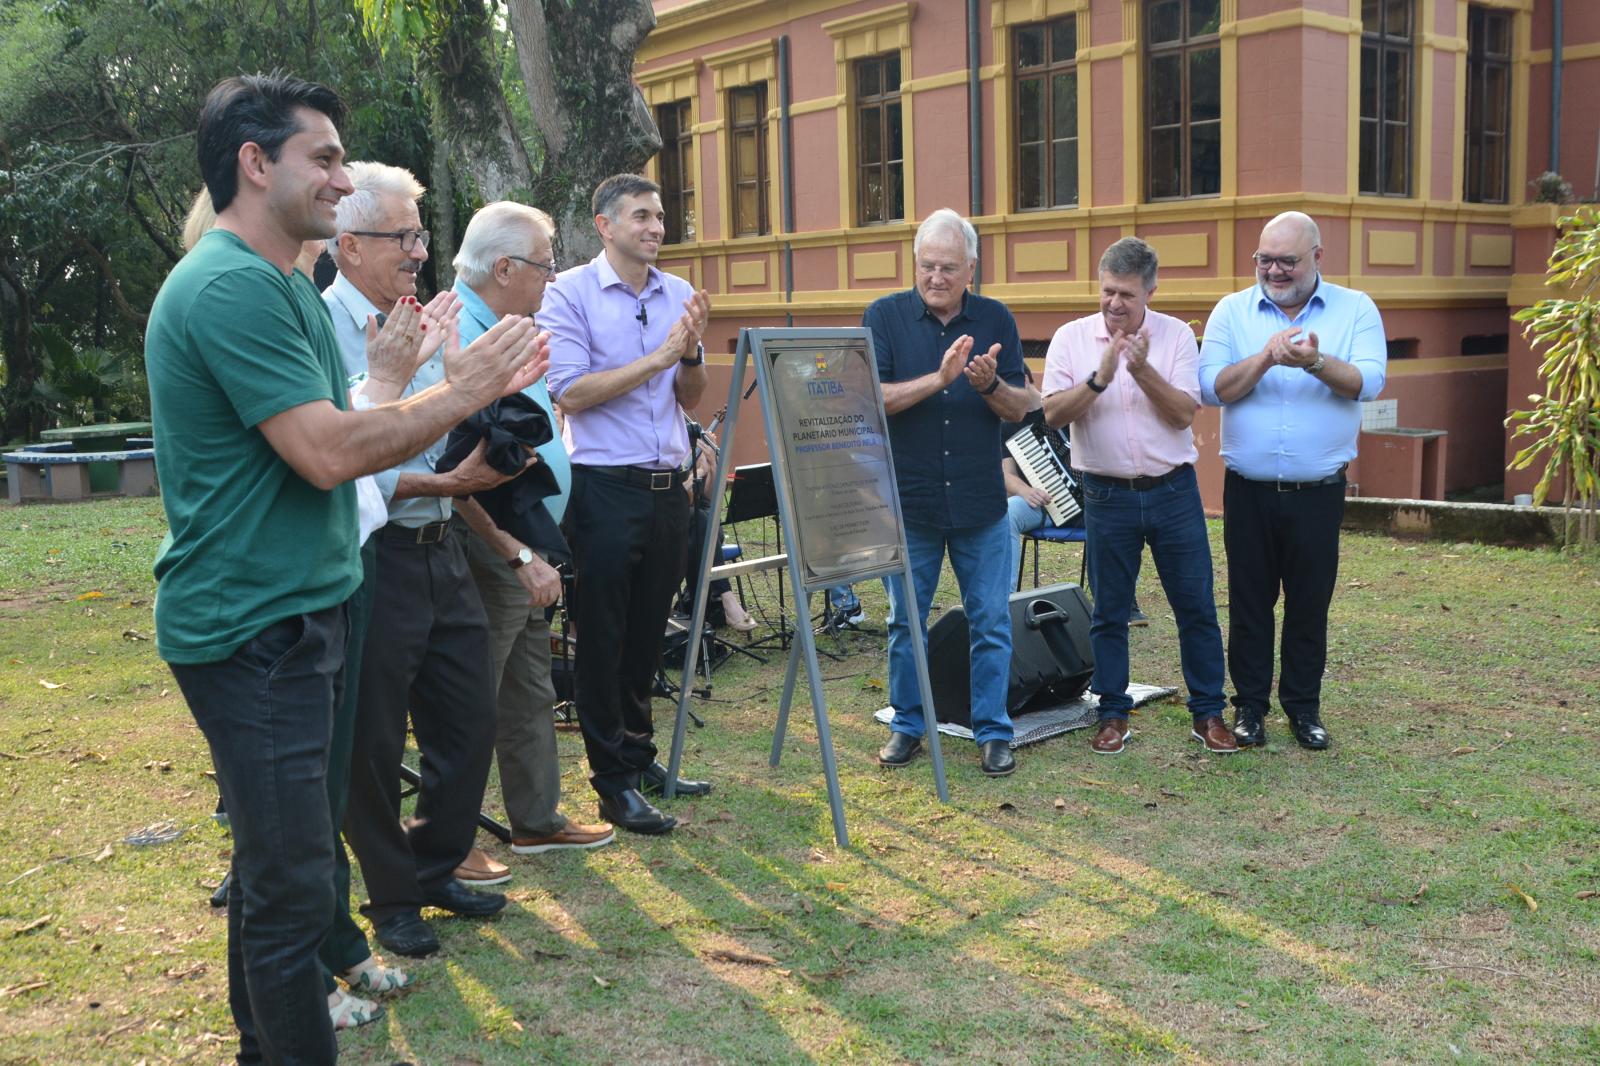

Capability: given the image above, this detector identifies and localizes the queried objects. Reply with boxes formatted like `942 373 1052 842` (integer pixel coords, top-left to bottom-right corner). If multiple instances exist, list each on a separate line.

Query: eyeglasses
916 261 969 278
347 229 430 252
1251 252 1308 271
507 255 557 278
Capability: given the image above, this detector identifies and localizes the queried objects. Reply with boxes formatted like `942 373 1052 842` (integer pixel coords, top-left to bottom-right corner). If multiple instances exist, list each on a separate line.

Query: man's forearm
981 381 1034 423
1212 352 1273 404
554 355 664 414
881 372 949 415
455 496 521 556
674 361 708 411
1129 367 1197 429
1310 356 1364 400
1042 384 1101 428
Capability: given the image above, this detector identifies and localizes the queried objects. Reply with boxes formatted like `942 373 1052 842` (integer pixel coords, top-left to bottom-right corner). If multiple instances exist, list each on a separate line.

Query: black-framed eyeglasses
1251 252 1306 271
347 229 430 252
507 255 557 278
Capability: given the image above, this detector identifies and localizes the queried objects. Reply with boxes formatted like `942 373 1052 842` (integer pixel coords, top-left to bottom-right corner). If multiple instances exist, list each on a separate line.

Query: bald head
1261 211 1322 251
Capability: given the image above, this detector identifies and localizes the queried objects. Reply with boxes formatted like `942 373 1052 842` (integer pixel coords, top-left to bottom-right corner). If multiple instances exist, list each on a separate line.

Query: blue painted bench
3 447 157 503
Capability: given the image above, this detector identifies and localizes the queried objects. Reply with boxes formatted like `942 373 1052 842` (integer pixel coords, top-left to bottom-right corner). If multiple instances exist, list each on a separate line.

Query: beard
1263 273 1316 308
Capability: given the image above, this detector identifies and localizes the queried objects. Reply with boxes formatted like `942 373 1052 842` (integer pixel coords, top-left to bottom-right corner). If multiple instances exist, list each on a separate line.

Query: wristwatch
981 376 1002 396
1305 354 1326 374
507 547 534 570
679 343 705 368
1086 371 1108 394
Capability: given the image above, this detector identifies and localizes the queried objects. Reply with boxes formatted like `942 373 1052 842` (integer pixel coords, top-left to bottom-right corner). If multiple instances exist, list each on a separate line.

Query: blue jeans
1006 495 1050 592
827 584 861 613
886 516 1015 745
170 607 346 1066
1082 464 1225 721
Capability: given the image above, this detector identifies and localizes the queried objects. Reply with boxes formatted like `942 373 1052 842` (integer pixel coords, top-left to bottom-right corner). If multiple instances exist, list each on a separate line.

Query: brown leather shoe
1089 719 1132 755
510 821 616 855
453 846 512 886
1191 716 1240 754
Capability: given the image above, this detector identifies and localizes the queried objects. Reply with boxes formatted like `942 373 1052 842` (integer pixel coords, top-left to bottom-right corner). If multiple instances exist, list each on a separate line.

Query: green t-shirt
146 229 361 663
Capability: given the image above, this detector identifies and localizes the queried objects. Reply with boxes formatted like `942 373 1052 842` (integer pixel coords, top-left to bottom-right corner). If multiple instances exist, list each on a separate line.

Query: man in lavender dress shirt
540 174 713 835
1042 237 1236 756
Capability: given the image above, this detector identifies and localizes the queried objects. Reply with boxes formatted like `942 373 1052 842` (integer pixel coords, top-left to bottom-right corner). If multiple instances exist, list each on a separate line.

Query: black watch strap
1086 371 1107 394
981 376 1002 396
679 343 705 367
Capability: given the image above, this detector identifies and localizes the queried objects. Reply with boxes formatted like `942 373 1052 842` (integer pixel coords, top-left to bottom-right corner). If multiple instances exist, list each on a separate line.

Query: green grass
1 498 1598 1064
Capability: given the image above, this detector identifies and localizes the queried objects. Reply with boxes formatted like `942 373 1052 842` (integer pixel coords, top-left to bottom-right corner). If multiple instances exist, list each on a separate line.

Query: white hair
453 202 555 287
326 161 426 263
914 208 979 261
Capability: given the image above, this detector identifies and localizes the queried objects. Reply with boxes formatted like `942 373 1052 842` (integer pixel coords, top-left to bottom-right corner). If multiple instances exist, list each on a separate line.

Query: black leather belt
1085 464 1190 492
1228 467 1346 492
574 463 688 491
382 519 451 545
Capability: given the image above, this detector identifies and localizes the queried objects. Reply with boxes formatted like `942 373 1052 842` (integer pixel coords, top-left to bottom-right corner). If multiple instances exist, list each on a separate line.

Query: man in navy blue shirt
870 209 1033 777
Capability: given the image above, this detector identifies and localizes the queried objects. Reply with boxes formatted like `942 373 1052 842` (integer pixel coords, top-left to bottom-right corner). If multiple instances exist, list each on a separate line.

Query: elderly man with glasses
1199 211 1388 751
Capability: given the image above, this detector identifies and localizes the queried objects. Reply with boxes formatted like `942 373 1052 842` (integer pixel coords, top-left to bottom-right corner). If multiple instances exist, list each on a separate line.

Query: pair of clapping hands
1260 327 1322 370
363 291 551 407
1093 328 1154 388
936 335 1007 393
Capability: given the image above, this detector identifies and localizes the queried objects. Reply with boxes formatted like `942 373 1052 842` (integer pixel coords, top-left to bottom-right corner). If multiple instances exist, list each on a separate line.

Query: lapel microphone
636 305 648 326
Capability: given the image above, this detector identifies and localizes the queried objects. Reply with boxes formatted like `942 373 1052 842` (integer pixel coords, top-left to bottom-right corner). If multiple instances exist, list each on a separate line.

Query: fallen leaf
8 916 52 937
1448 746 1477 756
1576 890 1597 900
1 980 50 998
1506 883 1538 912
121 630 149 642
77 591 105 601
142 760 172 773
38 679 65 690
163 961 207 980
92 844 114 863
824 881 849 891
997 801 1017 812
592 975 611 989
703 948 778 966
1052 797 1066 810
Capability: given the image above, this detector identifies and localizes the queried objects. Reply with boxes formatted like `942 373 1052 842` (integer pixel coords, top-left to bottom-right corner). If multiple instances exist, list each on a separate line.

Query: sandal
328 988 384 1030
343 957 411 996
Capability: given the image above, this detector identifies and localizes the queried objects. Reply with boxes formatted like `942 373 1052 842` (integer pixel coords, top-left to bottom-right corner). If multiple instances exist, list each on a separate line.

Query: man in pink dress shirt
1041 237 1236 756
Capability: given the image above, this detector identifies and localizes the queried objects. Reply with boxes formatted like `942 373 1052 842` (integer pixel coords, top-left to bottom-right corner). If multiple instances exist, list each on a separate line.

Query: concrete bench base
3 449 158 503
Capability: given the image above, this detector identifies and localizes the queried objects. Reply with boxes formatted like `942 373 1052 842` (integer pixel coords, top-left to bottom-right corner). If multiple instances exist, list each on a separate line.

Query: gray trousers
465 530 568 838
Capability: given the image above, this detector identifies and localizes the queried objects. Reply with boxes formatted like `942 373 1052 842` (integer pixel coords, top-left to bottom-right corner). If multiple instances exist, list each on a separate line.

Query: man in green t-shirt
146 73 547 1066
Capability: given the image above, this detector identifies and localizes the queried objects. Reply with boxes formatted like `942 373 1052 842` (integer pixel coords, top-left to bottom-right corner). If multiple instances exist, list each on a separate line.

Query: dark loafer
1231 707 1267 748
374 910 439 958
1287 712 1330 750
877 732 922 767
420 878 507 918
641 761 712 797
598 788 678 834
979 739 1016 777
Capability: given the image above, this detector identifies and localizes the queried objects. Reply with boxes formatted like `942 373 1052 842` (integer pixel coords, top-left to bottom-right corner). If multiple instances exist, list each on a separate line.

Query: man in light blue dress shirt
1199 211 1388 751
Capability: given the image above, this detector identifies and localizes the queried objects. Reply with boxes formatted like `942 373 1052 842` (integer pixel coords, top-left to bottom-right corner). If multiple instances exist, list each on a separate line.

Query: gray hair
914 208 978 261
592 173 660 222
326 161 426 263
1099 237 1159 291
1263 210 1323 250
454 202 555 287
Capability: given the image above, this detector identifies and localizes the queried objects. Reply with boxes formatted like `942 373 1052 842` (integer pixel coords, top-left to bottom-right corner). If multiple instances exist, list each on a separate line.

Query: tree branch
69 236 148 328
504 0 568 165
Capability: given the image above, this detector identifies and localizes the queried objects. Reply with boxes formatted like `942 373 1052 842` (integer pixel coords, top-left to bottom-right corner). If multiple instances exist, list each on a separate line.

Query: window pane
1466 136 1483 201
887 101 903 161
737 186 758 236
1149 54 1182 126
860 106 882 165
1051 18 1076 61
885 52 901 91
1384 121 1408 193
1189 0 1220 37
1052 72 1077 140
1486 13 1509 57
1017 26 1045 69
1362 0 1380 32
1190 120 1221 195
1149 126 1182 198
1149 0 1182 44
1485 65 1508 131
1383 47 1409 121
887 162 904 220
683 194 695 242
1053 140 1079 205
1359 120 1378 193
1360 46 1378 119
735 131 757 180
862 170 883 224
1019 143 1044 209
738 90 760 125
1189 46 1220 122
857 61 880 99
1385 0 1409 38
1018 76 1044 143
681 142 695 188
1483 133 1506 202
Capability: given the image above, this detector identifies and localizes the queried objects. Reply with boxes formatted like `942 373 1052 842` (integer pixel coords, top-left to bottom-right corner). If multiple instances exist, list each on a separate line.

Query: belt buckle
649 470 673 491
1276 480 1297 493
415 522 446 544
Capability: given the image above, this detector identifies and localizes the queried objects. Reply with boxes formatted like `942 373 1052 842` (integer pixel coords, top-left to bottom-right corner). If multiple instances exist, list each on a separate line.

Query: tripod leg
770 638 802 767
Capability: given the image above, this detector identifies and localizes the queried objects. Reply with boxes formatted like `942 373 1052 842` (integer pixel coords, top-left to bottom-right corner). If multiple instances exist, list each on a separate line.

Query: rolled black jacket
436 393 569 565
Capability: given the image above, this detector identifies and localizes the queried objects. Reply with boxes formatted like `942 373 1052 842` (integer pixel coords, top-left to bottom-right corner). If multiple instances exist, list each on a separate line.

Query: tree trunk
0 261 39 442
505 0 663 262
431 99 456 291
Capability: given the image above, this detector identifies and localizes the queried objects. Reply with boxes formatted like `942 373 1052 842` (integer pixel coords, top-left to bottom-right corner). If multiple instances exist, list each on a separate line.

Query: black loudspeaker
926 582 1094 727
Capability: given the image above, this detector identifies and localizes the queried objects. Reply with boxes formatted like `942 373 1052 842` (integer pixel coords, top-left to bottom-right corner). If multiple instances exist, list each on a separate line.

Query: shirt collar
451 277 501 333
327 271 381 331
593 251 665 298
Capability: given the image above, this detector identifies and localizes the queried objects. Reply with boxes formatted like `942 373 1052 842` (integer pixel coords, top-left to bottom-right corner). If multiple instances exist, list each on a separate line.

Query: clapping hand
962 343 1004 394
939 335 974 385
1280 331 1322 370
1262 327 1303 366
442 315 549 407
1120 329 1151 375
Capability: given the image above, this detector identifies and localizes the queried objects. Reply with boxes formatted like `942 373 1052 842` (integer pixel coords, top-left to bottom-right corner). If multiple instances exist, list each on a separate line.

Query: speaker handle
1023 600 1068 630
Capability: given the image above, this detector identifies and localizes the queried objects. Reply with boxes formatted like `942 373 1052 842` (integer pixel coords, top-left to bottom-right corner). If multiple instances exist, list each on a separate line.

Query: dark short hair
592 174 661 222
1099 236 1159 292
197 72 346 213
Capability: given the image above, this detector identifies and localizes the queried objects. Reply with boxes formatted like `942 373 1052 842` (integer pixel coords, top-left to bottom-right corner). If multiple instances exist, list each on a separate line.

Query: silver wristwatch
507 547 534 570
1305 354 1326 374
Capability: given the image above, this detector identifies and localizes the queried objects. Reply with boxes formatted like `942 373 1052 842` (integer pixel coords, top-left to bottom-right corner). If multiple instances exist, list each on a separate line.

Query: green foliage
1508 206 1600 545
30 325 148 425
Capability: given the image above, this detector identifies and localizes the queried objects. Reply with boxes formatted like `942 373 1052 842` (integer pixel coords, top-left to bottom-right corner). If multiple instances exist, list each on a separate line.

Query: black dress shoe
1287 712 1330 750
420 878 507 918
374 910 440 958
878 732 922 767
1232 708 1266 747
641 761 712 797
979 739 1016 777
598 788 677 834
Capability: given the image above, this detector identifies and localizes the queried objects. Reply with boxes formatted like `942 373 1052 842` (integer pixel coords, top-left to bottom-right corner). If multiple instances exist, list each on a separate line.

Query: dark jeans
565 467 690 796
344 521 498 924
170 606 347 1066
1222 469 1346 721
1082 464 1226 721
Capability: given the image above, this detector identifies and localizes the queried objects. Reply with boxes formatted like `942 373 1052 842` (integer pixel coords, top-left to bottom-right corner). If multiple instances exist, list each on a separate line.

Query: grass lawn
1 497 1597 1065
